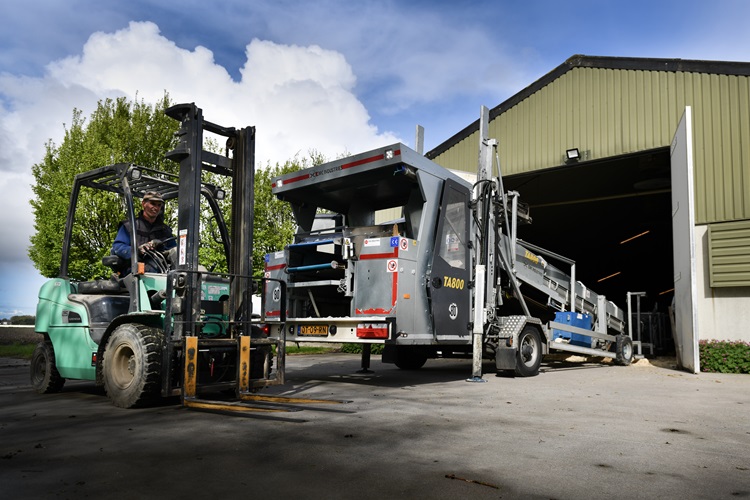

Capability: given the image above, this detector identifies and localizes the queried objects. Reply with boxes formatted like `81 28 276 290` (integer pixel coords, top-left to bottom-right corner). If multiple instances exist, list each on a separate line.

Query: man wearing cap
111 191 176 273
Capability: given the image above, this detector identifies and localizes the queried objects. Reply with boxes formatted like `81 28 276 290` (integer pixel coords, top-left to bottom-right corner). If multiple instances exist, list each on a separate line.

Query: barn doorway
504 147 674 354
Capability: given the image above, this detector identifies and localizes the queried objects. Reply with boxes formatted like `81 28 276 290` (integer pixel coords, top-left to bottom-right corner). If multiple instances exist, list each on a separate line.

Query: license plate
298 325 329 337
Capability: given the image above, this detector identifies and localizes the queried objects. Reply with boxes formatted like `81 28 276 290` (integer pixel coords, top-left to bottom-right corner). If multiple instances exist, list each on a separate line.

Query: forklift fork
181 336 351 416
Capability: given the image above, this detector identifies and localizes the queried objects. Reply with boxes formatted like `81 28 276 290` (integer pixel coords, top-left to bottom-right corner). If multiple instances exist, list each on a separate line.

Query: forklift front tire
102 324 164 408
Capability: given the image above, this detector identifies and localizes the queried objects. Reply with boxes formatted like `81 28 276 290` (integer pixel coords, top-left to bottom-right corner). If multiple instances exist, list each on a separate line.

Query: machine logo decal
443 276 465 289
524 249 540 264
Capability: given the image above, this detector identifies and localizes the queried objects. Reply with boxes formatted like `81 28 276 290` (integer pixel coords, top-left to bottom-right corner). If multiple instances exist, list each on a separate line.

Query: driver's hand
138 242 154 255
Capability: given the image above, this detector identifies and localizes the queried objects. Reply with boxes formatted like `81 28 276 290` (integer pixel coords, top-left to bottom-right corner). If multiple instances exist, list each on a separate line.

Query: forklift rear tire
615 335 634 366
30 339 65 394
102 324 164 408
515 326 542 377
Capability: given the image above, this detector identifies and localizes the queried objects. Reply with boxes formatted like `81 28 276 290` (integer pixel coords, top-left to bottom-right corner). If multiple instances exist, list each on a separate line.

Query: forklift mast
163 103 256 339
160 103 291 401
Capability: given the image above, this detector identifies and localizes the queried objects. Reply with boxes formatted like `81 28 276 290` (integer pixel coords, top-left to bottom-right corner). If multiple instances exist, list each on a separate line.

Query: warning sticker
399 238 408 251
179 229 188 265
386 259 398 273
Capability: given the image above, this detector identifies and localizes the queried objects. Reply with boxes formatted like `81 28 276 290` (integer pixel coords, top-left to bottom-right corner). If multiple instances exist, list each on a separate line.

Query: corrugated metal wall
708 219 750 287
432 67 750 226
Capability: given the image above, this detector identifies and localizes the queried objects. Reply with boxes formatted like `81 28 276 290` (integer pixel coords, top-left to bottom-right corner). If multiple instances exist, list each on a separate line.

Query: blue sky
1 0 749 317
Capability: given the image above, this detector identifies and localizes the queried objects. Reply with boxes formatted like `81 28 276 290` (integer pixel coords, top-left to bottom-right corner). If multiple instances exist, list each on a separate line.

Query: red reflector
356 323 389 339
91 352 97 366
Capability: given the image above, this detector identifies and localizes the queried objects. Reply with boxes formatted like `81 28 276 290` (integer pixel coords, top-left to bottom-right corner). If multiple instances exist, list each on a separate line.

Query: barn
426 55 750 372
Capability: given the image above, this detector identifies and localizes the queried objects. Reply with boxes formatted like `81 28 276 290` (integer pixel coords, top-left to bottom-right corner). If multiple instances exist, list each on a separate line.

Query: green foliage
29 94 177 280
699 340 750 374
339 343 385 355
9 315 35 325
195 137 232 272
29 93 327 282
286 344 338 355
252 151 326 277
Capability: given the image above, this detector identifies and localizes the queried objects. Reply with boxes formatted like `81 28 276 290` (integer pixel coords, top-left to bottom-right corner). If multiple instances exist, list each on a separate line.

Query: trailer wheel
394 347 428 370
102 324 164 408
615 335 634 366
30 339 65 394
515 327 542 377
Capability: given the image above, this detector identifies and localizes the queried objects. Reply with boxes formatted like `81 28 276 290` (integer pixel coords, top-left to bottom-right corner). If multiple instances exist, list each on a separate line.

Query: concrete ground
1 353 749 499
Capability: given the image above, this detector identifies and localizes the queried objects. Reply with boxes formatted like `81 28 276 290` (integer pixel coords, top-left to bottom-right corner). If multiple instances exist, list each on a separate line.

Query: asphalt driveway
1 354 748 499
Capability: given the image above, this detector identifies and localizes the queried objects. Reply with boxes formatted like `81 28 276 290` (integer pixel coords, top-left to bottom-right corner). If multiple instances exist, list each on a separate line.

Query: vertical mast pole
468 106 493 382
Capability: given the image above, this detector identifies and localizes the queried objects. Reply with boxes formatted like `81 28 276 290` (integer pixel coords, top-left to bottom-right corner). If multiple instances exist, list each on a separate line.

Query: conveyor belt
503 235 625 334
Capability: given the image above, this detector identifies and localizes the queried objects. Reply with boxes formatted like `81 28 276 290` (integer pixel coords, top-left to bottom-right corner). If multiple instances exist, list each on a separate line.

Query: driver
111 191 176 273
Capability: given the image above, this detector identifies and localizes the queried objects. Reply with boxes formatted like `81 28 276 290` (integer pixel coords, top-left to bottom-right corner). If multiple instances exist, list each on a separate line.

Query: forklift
30 103 306 411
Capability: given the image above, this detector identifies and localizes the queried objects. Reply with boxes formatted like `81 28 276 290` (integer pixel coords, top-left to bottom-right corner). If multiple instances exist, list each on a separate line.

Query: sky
1 0 749 317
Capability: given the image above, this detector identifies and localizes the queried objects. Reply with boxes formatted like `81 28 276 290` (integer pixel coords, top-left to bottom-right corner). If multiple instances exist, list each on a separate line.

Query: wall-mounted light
563 148 591 164
566 148 580 161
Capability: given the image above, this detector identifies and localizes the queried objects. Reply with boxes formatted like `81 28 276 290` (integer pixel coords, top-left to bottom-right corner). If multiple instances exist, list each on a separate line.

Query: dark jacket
112 211 175 261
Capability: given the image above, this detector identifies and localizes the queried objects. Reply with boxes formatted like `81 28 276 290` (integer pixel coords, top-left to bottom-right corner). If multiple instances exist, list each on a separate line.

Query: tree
251 151 325 276
170 145 321 277
29 95 177 280
29 94 323 282
10 315 35 325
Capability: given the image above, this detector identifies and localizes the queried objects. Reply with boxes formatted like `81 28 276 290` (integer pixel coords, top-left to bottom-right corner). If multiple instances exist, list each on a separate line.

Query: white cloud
239 39 389 159
0 74 103 266
252 1 533 114
35 21 399 164
0 20 401 313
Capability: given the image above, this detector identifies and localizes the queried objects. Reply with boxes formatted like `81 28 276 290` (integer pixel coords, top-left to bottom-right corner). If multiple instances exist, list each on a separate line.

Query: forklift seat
76 276 125 294
102 254 128 275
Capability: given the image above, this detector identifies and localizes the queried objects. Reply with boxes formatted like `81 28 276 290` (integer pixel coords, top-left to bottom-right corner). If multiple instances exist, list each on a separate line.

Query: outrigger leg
357 343 374 374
